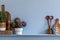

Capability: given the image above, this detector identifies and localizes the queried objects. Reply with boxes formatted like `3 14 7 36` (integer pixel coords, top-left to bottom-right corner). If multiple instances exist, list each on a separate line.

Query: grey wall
0 0 60 40
0 0 60 35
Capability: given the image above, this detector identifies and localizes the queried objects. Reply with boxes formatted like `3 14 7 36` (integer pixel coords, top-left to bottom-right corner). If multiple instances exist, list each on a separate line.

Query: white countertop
0 34 60 37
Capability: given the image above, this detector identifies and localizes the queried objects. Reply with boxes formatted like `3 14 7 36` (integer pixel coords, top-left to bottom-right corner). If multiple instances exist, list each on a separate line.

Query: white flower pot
0 28 6 31
0 22 6 31
14 28 23 35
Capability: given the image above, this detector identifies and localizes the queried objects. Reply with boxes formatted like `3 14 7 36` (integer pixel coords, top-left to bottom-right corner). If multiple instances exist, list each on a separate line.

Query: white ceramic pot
0 22 6 31
0 28 6 31
15 28 23 35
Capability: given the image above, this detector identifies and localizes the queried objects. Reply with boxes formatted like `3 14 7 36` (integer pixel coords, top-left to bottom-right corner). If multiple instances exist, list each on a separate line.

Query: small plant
11 18 26 35
0 12 6 22
11 17 26 28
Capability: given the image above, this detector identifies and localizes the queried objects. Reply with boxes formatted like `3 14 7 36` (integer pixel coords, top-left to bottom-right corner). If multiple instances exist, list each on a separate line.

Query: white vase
15 28 23 35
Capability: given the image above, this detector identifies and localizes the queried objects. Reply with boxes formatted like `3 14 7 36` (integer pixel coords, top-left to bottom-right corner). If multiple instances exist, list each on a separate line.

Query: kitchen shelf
0 34 60 37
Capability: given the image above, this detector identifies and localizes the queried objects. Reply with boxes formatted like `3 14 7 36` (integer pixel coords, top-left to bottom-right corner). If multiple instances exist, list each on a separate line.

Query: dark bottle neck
1 5 5 13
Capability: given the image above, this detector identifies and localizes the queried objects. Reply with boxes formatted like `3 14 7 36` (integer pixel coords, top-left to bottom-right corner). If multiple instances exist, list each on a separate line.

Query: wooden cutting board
0 30 12 34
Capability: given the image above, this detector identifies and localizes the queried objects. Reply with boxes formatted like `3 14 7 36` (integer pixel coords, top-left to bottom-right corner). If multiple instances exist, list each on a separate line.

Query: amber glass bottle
2 5 11 30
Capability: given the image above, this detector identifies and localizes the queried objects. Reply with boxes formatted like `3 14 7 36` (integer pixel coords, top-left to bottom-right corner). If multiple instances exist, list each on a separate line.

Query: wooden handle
46 16 50 26
50 16 54 28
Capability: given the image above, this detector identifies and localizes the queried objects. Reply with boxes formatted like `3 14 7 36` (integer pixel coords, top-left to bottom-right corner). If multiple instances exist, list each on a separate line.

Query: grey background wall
0 0 60 35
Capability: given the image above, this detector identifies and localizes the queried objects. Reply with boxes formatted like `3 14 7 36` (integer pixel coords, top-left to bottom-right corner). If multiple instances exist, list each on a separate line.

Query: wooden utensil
46 16 51 34
46 16 54 34
50 16 54 28
46 16 50 26
49 16 54 34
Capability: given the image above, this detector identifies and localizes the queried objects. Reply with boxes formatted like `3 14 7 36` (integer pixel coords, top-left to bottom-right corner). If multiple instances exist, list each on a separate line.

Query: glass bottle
53 18 59 34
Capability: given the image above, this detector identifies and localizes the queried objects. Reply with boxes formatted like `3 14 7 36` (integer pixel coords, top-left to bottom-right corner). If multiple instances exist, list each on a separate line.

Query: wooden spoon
50 16 54 28
48 16 54 34
46 16 50 26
